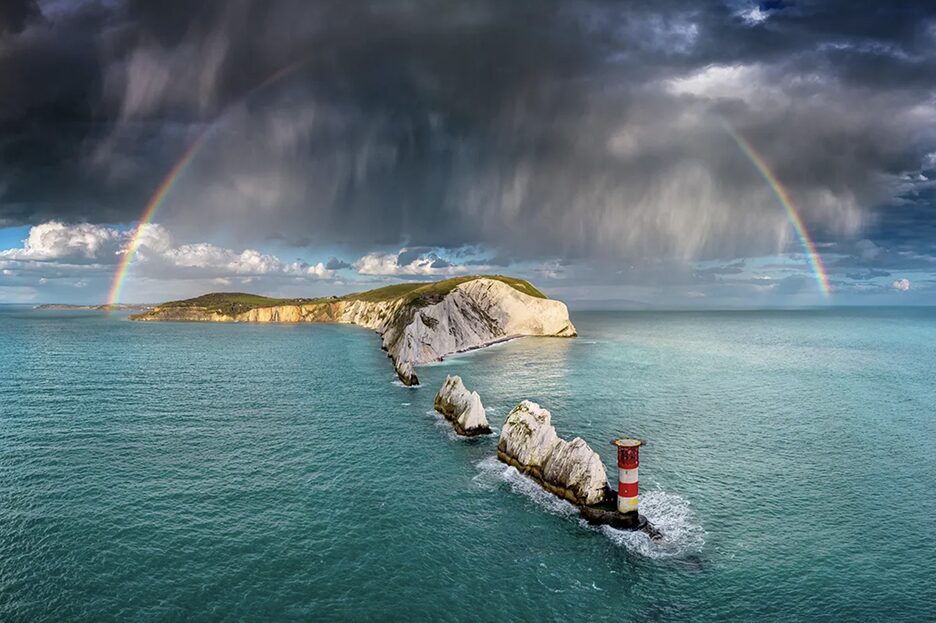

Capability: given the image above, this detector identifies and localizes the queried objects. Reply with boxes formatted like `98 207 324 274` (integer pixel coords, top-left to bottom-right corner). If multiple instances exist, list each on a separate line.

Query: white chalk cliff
132 276 576 386
382 278 576 369
434 375 491 436
497 400 610 506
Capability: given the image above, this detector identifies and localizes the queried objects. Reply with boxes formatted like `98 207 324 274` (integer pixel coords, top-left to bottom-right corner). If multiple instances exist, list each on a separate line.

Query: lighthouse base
579 501 662 540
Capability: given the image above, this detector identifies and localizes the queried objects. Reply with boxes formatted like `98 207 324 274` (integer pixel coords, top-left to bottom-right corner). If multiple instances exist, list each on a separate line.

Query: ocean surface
1 306 934 621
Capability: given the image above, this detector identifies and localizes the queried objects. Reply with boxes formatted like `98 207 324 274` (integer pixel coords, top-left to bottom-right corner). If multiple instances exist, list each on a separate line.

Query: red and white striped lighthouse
612 438 642 525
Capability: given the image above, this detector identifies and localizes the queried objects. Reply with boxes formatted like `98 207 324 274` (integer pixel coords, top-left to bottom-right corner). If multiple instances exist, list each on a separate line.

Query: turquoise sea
1 306 934 621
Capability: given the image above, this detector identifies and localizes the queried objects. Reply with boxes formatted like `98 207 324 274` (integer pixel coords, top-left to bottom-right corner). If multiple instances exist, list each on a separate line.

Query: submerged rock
497 400 610 506
433 375 491 436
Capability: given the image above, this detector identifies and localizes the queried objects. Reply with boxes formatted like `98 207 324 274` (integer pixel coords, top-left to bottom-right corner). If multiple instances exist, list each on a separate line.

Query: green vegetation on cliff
140 275 546 317
343 275 546 304
157 292 328 316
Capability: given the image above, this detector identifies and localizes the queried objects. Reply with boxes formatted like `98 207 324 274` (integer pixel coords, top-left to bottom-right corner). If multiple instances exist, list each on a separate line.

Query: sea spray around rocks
473 457 703 559
595 490 705 559
473 456 579 518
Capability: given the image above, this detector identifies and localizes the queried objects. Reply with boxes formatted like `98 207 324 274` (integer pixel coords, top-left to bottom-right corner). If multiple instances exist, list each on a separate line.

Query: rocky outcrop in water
395 361 419 387
433 375 491 436
132 277 576 382
497 400 611 506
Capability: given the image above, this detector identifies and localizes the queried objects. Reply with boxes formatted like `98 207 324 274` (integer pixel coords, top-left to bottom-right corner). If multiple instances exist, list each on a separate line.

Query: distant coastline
34 303 153 311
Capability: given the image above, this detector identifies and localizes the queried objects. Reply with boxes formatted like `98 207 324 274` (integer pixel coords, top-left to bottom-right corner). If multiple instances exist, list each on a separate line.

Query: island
131 275 577 384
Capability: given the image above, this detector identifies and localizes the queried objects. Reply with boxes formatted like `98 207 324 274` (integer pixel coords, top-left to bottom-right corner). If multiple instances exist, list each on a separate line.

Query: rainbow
106 58 312 309
725 125 832 297
105 133 209 309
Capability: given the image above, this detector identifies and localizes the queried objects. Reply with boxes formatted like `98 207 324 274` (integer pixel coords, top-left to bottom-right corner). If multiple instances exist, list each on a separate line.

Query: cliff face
382 279 575 368
132 277 576 384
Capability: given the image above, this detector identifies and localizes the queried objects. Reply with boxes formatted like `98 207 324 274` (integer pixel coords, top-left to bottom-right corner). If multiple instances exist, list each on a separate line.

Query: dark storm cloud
695 260 746 276
0 0 40 34
324 256 351 271
465 255 513 268
396 247 434 266
846 269 891 280
2 0 936 261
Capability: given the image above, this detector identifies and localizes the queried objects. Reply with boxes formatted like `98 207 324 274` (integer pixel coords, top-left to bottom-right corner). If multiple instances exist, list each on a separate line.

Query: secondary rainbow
106 58 312 309
725 125 832 297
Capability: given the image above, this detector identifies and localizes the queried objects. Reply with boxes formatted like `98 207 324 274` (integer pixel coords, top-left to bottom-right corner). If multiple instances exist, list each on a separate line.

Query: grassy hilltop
149 275 546 316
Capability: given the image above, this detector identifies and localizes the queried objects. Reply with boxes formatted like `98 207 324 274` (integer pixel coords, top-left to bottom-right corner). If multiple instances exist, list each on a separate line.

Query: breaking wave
473 456 577 517
425 410 497 441
594 490 705 559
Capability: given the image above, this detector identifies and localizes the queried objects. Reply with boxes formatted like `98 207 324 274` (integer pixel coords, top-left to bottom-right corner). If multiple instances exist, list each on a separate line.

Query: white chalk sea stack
394 361 419 387
497 400 610 506
433 375 491 436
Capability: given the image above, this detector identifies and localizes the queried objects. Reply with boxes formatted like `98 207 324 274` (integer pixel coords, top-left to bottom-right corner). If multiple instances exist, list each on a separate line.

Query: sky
1 0 935 307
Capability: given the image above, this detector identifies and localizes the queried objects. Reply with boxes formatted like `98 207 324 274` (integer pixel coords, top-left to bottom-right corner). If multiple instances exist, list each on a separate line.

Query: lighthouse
612 438 642 529
578 437 657 537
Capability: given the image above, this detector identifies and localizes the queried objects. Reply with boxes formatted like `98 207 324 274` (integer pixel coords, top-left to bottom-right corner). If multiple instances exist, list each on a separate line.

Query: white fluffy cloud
0 221 335 282
666 64 767 101
1 223 498 299
353 249 470 276
738 6 769 26
159 243 283 275
290 261 333 278
891 278 911 291
0 221 122 263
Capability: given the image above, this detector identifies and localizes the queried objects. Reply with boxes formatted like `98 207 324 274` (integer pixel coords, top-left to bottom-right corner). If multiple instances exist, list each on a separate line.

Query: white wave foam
474 457 704 559
420 358 468 367
442 337 522 361
426 409 460 441
473 456 577 517
425 410 497 441
391 378 421 388
594 490 705 559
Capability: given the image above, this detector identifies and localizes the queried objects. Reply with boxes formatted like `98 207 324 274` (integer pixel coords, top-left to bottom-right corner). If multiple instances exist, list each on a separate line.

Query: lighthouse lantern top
612 438 642 469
